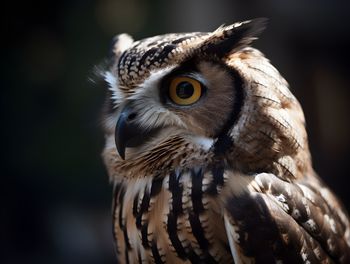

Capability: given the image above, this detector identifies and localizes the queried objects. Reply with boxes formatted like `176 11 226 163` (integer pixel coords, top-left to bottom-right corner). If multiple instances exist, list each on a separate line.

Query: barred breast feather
101 19 350 263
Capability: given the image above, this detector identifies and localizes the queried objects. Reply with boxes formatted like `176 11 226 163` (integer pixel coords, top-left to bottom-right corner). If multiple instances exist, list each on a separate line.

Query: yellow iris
168 76 202 105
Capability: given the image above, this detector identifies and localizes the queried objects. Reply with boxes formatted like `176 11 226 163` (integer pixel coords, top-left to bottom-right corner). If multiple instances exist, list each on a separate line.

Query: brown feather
102 19 350 263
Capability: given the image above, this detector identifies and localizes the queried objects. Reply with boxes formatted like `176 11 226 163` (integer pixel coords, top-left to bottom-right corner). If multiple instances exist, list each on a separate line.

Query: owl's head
102 19 311 181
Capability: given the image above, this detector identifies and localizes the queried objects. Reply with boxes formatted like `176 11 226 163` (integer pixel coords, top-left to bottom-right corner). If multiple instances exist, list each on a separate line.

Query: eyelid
165 72 208 93
177 72 207 86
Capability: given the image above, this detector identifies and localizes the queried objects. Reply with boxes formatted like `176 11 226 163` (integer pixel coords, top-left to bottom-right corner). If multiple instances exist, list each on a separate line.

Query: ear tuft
199 18 268 57
109 33 134 59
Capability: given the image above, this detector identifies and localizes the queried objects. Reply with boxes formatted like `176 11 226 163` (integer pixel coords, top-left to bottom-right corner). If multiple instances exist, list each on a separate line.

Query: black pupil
176 81 194 99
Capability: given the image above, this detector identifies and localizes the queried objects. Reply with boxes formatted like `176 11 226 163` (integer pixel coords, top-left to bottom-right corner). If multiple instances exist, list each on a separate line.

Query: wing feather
223 172 350 263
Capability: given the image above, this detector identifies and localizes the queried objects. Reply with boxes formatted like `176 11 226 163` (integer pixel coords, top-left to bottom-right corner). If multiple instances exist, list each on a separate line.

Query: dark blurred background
2 0 350 263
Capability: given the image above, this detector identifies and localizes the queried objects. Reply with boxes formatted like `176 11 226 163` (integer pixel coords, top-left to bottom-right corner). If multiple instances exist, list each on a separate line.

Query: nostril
127 112 137 121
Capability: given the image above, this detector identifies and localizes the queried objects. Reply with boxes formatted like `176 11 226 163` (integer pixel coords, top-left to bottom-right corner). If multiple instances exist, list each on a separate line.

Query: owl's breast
112 166 234 263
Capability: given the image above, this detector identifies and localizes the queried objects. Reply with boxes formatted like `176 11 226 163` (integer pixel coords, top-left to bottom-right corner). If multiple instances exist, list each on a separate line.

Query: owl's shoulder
223 171 350 262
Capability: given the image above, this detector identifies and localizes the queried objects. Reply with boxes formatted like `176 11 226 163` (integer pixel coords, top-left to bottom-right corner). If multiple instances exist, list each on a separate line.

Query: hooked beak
115 104 159 160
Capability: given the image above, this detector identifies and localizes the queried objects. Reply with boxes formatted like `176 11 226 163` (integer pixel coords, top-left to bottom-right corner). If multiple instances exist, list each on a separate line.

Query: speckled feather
114 20 264 90
101 19 350 263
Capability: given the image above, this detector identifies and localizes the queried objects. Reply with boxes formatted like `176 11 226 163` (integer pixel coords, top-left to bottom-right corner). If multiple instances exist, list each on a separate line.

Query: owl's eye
168 76 202 106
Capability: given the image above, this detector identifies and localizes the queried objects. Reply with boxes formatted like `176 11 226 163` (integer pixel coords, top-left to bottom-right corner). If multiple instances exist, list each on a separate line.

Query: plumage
101 19 350 263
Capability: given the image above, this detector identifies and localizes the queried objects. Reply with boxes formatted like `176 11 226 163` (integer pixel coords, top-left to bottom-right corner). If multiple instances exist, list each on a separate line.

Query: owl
101 19 350 263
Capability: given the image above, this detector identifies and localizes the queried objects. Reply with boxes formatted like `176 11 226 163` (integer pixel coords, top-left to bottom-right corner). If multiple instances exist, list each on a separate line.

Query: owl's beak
114 105 144 160
115 105 162 160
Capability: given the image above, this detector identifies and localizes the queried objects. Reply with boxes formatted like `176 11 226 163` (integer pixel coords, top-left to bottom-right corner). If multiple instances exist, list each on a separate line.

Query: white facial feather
127 67 187 130
103 67 188 133
128 67 175 99
104 71 124 105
